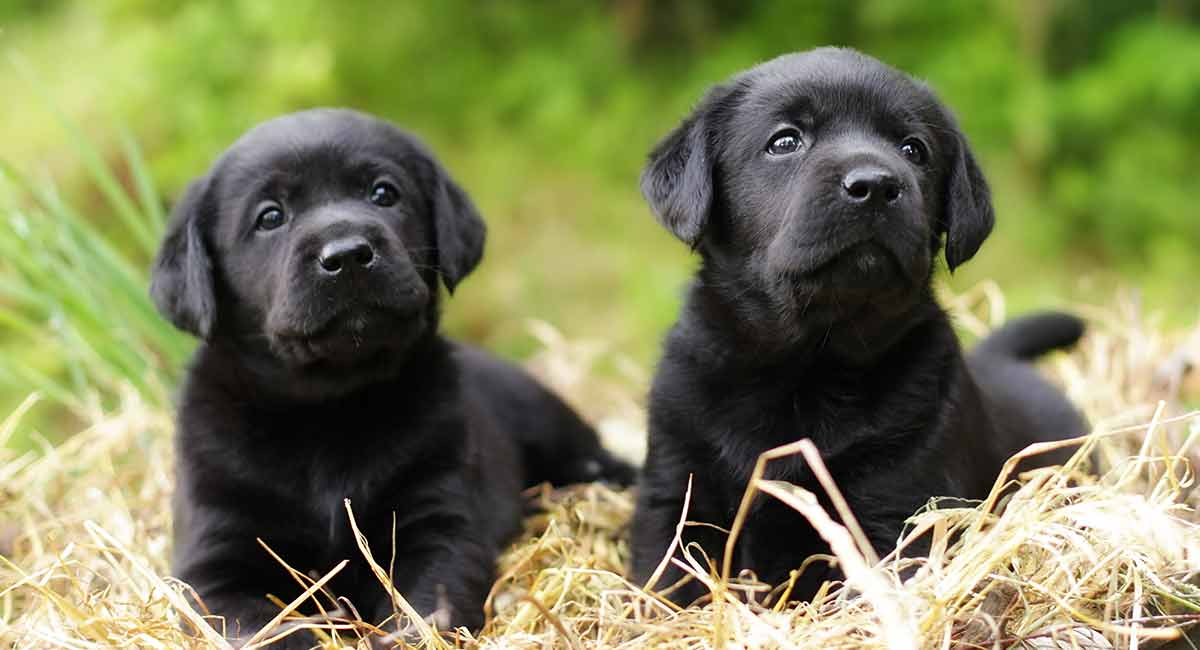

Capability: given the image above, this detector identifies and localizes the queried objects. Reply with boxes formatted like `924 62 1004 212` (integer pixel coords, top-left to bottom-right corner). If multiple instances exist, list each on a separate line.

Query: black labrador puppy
151 108 633 646
629 48 1088 605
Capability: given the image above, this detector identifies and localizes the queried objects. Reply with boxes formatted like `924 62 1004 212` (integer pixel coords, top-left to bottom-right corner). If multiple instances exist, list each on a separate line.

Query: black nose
841 167 902 205
318 236 375 274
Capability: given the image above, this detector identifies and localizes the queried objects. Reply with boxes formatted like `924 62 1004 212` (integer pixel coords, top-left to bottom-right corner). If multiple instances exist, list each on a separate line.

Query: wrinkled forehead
729 50 948 137
211 116 418 205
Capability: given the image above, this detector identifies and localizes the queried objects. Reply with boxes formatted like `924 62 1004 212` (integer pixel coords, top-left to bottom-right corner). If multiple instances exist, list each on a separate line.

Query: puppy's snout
318 236 376 275
841 166 902 206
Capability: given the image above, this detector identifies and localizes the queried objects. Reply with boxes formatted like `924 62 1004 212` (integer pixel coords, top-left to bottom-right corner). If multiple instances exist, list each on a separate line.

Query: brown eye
766 129 803 156
369 181 399 207
899 138 928 165
255 204 286 231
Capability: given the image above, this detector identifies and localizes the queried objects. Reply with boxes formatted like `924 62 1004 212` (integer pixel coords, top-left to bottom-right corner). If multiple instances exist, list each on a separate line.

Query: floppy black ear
941 134 995 271
149 178 217 338
641 83 741 248
429 166 486 293
640 113 712 247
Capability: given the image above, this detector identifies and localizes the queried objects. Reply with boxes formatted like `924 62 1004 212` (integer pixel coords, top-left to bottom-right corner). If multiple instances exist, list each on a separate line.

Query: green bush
0 118 189 415
0 1 1196 434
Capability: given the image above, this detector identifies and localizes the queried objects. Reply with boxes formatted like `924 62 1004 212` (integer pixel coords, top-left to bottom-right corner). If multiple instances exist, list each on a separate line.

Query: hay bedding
2 288 1199 649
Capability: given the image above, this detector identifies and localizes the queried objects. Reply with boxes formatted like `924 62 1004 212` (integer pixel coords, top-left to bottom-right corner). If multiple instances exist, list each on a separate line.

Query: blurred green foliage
0 129 187 412
1 1 1198 434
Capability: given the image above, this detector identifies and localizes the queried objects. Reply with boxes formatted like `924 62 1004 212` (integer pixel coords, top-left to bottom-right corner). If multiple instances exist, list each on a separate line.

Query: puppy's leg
175 506 331 648
367 471 498 633
523 406 636 487
366 529 494 633
192 592 320 650
631 494 729 606
630 444 728 607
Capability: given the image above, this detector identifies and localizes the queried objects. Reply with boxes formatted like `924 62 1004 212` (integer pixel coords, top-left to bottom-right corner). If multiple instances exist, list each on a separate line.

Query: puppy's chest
714 383 872 444
241 411 444 536
698 382 885 483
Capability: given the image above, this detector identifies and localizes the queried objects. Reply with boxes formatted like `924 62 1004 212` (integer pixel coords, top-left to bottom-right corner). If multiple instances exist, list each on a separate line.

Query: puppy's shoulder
454 341 591 411
453 342 523 385
175 348 246 440
654 310 747 397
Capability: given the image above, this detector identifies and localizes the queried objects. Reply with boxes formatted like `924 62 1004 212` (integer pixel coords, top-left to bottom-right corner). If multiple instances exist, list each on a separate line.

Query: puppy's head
151 109 484 392
643 48 993 350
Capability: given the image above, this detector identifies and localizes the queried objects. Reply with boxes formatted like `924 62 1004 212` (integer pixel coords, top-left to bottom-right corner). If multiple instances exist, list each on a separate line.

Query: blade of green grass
119 128 168 241
0 83 189 416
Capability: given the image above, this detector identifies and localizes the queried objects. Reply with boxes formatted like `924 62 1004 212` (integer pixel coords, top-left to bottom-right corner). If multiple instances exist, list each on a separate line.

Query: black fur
152 108 633 647
629 49 1087 606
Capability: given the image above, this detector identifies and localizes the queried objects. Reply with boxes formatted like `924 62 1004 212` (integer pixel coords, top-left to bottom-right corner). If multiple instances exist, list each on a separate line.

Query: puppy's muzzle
318 235 376 275
295 213 394 284
278 210 428 326
840 165 902 207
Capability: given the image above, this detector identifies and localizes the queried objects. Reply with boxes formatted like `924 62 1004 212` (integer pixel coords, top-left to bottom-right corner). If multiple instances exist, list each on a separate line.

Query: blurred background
1 1 1198 442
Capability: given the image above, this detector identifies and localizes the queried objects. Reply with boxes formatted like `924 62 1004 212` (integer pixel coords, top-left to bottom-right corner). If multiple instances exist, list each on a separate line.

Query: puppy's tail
972 311 1085 361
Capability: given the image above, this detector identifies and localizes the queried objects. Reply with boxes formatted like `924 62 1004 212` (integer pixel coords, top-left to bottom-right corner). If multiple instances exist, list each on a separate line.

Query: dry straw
1 284 1199 649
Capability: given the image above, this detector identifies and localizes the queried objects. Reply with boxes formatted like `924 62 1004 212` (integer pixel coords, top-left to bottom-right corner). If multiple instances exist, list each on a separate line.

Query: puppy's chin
267 308 431 375
812 241 902 293
772 241 926 304
224 316 431 402
761 241 931 355
270 325 423 369
273 309 427 359
265 279 433 359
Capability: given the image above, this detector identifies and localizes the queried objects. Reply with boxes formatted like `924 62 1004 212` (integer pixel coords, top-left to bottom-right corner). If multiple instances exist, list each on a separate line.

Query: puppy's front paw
568 454 637 486
371 587 455 648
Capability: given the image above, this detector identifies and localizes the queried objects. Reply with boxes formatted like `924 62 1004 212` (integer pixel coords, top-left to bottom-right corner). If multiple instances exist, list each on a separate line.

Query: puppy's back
455 344 634 488
968 312 1089 467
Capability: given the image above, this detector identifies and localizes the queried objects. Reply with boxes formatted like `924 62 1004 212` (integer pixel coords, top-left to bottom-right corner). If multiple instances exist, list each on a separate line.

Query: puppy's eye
766 129 803 156
369 181 399 207
255 205 287 231
899 138 928 165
